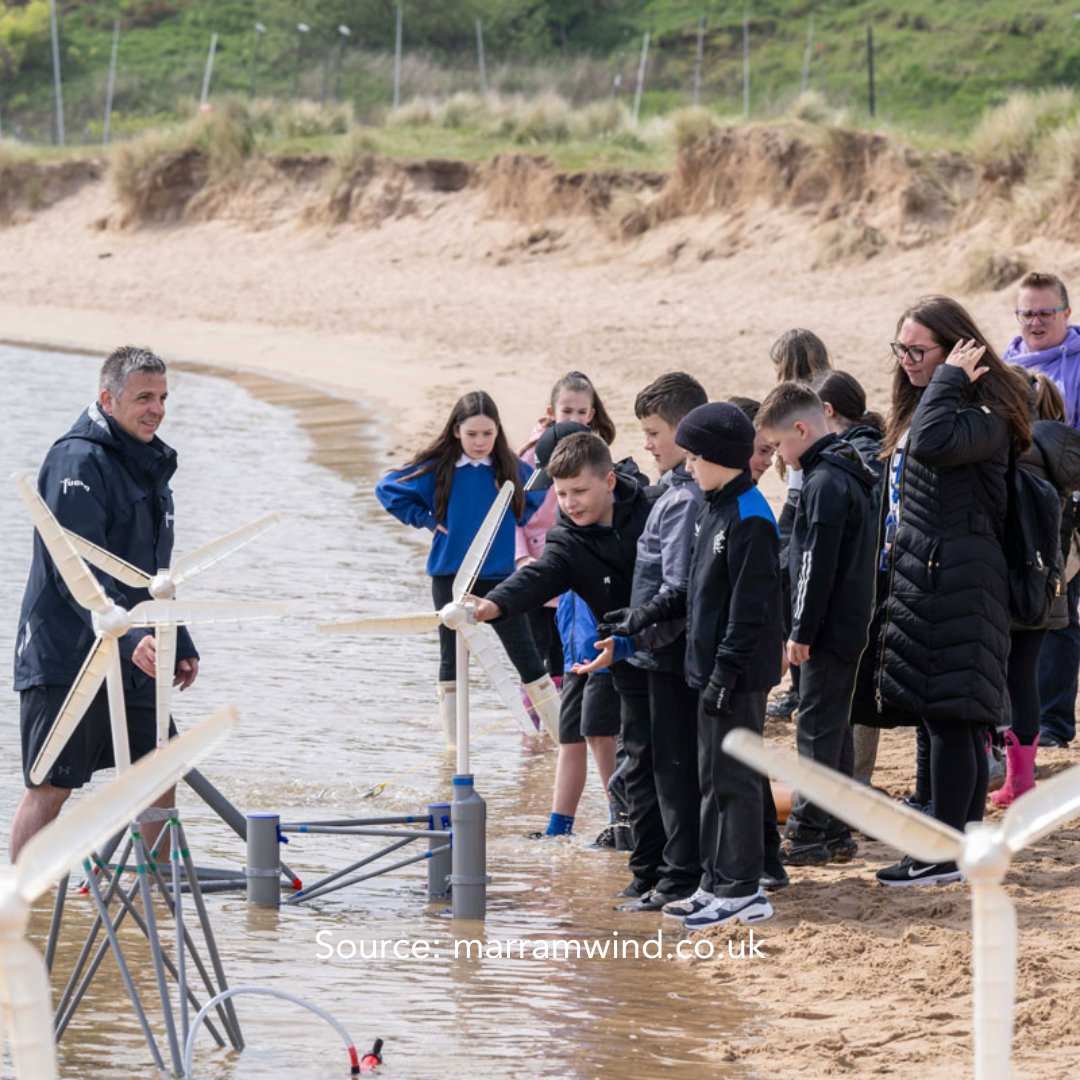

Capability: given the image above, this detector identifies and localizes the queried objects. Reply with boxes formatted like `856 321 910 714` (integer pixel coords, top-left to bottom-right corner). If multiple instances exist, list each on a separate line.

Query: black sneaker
759 866 790 890
779 835 831 866
616 878 654 899
875 855 962 887
590 825 616 849
766 688 799 720
826 835 858 863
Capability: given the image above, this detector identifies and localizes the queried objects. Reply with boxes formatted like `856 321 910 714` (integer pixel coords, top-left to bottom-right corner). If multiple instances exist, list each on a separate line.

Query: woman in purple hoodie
1003 271 1080 748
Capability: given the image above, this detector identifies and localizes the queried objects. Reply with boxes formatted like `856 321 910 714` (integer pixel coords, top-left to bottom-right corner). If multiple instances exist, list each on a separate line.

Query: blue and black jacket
14 404 197 703
634 471 783 693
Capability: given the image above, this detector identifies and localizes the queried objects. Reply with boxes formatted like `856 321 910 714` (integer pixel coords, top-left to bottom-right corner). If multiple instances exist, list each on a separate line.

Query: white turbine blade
104 640 130 774
317 613 441 634
971 882 1017 1080
722 729 964 865
1000 763 1080 854
28 637 111 786
460 622 537 734
63 530 150 589
127 600 289 627
0 937 58 1080
168 513 280 587
13 474 110 615
155 624 177 750
452 480 514 604
15 707 238 903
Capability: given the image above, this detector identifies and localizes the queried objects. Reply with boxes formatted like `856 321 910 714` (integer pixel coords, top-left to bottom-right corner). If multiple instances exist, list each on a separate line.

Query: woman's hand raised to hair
945 338 989 383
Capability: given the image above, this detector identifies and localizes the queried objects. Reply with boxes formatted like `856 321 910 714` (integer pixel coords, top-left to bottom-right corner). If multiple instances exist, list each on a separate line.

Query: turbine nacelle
437 601 474 631
91 603 132 639
148 572 176 600
959 821 1011 885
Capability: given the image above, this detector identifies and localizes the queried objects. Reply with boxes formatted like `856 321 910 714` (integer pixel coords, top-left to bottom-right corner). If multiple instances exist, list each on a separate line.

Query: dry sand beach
2 128 1080 1077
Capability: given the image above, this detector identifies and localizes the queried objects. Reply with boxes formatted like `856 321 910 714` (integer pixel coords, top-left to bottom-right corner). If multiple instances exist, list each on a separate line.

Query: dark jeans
784 652 855 841
924 718 988 832
698 689 766 898
1008 629 1047 745
1038 573 1080 744
607 741 629 817
431 576 545 684
615 664 666 887
649 669 701 895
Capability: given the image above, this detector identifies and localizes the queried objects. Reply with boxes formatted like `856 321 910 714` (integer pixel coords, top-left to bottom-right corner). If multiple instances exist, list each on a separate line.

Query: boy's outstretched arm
475 538 575 622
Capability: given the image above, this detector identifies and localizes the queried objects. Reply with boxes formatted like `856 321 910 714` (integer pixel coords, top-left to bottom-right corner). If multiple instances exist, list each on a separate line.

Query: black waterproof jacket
646 473 783 693
788 434 879 661
14 405 197 703
852 364 1010 728
485 474 652 635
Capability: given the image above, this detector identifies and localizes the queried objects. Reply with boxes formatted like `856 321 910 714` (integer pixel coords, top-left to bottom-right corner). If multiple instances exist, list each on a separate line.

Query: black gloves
702 677 734 718
597 607 651 639
598 593 682 639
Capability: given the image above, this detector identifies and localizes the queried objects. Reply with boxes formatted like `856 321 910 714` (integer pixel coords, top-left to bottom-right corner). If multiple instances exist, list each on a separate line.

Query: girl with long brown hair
376 391 552 746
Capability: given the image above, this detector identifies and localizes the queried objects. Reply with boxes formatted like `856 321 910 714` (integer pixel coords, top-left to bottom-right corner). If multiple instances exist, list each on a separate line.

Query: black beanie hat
675 403 755 469
528 420 592 490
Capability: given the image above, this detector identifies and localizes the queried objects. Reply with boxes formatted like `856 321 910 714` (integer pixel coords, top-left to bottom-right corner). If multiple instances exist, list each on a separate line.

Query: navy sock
546 812 574 836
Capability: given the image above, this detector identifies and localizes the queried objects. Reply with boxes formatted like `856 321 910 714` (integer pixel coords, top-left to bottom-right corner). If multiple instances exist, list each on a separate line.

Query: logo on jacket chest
61 478 90 495
712 529 726 555
164 512 175 528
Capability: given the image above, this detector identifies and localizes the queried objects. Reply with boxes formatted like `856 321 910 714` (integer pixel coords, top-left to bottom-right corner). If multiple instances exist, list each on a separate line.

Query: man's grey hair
99 346 167 398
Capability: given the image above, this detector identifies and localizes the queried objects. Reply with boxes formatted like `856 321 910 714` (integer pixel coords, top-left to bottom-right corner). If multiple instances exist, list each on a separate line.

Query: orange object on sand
770 779 793 825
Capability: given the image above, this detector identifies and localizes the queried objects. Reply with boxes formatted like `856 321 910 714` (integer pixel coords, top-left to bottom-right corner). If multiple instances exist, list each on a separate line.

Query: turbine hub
93 602 132 639
958 821 1010 884
438 602 471 630
148 572 175 600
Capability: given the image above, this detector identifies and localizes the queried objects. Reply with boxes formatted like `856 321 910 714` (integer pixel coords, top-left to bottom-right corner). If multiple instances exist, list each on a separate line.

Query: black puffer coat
852 364 1010 728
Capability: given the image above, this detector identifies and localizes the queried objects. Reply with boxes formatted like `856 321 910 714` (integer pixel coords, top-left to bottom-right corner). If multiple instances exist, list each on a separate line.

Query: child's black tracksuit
644 471 784 898
784 433 879 844
483 475 656 880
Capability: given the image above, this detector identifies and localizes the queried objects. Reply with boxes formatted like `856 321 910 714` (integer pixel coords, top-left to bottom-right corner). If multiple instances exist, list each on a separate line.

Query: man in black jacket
470 432 656 898
11 346 198 858
757 383 878 865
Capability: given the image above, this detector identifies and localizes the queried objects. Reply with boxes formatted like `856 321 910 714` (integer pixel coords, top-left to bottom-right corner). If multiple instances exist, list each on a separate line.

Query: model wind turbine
722 729 1080 1080
13 474 286 782
0 706 237 1080
60 510 278 746
318 480 557 746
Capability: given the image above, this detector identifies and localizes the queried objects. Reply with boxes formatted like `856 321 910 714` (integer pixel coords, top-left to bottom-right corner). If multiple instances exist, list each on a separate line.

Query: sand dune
2 130 1079 1077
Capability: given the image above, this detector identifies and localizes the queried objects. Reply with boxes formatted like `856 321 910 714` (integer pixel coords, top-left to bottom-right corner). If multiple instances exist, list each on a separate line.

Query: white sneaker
683 891 773 929
662 888 715 919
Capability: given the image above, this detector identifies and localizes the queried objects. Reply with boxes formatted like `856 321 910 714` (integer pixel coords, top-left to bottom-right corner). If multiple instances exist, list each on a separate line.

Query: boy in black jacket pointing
757 382 878 866
601 403 782 927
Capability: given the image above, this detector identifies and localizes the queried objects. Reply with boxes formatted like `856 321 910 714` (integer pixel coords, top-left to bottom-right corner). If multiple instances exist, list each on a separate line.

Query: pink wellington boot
991 731 1038 807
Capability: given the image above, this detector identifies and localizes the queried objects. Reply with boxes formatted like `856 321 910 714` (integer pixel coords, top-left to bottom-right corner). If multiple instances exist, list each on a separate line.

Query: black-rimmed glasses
890 341 944 362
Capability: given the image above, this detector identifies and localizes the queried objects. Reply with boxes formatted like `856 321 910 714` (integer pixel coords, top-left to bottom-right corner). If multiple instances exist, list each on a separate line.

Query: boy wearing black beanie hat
598 402 783 927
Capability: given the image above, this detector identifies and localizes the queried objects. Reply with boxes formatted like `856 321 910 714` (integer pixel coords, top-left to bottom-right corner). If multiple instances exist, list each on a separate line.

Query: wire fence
0 6 888 148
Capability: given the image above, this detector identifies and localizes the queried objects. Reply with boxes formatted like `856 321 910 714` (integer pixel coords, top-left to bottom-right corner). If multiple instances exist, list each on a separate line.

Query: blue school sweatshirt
375 458 542 579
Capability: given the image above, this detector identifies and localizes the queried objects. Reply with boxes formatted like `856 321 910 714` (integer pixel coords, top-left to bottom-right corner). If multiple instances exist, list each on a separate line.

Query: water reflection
0 345 747 1079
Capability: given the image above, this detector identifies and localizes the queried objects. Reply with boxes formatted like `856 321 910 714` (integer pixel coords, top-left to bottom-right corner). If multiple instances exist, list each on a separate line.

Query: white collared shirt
456 454 492 468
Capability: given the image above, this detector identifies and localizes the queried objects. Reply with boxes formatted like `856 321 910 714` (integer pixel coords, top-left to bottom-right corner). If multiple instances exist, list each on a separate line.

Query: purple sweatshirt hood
1003 324 1080 428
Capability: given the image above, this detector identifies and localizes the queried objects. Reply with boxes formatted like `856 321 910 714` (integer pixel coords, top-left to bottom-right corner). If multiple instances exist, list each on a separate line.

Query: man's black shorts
558 671 621 745
20 684 175 789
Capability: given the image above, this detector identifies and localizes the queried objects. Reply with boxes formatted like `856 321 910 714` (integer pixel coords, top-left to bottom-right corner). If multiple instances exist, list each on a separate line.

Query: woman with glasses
853 295 1031 887
1003 271 1080 750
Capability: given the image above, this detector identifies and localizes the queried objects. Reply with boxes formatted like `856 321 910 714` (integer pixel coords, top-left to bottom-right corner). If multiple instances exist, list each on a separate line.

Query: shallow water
0 344 749 1079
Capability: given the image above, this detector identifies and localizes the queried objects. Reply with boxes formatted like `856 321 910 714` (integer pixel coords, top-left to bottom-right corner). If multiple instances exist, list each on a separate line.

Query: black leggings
1007 629 1046 746
526 605 564 678
431 576 545 684
922 718 988 833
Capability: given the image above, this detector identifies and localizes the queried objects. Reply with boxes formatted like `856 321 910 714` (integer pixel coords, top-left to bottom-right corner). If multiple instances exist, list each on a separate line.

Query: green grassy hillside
3 1 1080 144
